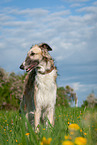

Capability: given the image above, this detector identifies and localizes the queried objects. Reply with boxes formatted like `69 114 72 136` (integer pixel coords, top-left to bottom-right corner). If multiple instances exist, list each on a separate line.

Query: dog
20 43 57 131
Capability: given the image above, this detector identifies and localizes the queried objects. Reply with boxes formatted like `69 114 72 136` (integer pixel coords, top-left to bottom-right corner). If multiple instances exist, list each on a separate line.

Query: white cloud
93 1 97 5
0 7 49 16
70 82 86 92
62 0 89 2
77 6 97 13
0 0 12 4
70 3 83 7
50 10 71 17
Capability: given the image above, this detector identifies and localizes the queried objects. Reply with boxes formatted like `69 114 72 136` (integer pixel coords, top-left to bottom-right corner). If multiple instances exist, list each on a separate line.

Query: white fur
35 69 57 109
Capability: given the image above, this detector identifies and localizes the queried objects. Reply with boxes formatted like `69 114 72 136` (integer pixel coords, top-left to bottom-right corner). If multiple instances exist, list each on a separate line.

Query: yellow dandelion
16 140 18 142
42 137 47 143
7 140 8 142
62 140 74 145
40 137 52 145
40 142 43 145
68 122 70 125
25 133 30 136
74 137 87 145
43 128 45 130
64 135 69 140
69 136 72 140
68 124 80 131
10 130 12 132
47 138 52 144
4 129 6 131
70 131 74 135
80 129 82 132
84 133 87 136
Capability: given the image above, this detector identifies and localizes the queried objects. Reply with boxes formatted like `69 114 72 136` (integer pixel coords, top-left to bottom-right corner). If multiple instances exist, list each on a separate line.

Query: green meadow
0 107 97 145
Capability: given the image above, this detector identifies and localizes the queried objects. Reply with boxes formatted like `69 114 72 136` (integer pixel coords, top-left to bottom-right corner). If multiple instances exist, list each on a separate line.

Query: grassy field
0 107 97 145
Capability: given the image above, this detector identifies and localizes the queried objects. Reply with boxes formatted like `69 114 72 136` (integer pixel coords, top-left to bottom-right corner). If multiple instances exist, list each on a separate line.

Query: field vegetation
0 107 97 145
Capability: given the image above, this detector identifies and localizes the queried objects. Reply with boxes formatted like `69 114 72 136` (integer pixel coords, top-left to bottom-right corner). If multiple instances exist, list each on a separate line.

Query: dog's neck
38 65 55 75
36 58 56 75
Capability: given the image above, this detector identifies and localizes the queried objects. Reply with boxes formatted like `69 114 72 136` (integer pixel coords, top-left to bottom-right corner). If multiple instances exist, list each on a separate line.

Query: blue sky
0 0 97 106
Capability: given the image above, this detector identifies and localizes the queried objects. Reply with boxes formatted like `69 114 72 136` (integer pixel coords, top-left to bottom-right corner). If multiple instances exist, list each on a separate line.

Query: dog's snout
20 64 24 70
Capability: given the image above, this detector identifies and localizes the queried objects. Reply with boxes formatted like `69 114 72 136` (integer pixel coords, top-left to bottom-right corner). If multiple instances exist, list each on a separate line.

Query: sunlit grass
0 107 96 145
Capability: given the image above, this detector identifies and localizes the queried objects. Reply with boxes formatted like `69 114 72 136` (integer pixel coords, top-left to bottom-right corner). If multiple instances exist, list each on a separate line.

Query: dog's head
20 43 52 72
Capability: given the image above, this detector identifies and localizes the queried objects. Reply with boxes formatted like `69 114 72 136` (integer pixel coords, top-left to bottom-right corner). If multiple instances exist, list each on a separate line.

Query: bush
0 67 25 110
56 87 70 107
81 93 97 108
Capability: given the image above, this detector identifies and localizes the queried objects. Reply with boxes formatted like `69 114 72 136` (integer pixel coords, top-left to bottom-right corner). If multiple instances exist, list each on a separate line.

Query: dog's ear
39 43 52 51
41 49 51 59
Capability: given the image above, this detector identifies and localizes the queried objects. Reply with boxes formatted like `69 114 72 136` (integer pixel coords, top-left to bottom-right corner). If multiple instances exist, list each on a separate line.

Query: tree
86 93 97 108
56 86 78 107
9 72 24 100
0 68 11 109
0 67 25 110
56 87 70 107
81 92 97 108
64 85 78 107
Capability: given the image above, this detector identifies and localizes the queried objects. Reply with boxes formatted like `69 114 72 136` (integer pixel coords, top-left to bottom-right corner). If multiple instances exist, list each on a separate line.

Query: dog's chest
35 70 57 108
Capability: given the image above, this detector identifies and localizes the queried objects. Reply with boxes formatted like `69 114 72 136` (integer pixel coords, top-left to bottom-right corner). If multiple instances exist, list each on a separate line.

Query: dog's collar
38 66 55 75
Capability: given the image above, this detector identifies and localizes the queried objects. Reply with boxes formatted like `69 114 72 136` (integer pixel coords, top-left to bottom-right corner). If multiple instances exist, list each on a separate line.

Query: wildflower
43 128 45 130
25 133 30 136
74 137 87 145
80 129 82 132
70 131 74 135
16 140 18 142
10 130 12 132
62 140 74 145
40 137 52 145
11 120 13 125
64 135 69 140
68 124 80 131
84 133 87 136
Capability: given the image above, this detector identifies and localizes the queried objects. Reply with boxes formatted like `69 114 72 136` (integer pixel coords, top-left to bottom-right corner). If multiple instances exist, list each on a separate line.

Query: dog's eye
31 52 35 56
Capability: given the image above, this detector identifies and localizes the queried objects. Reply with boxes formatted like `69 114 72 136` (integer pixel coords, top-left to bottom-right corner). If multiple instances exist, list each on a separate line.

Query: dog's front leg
47 108 54 126
35 109 41 132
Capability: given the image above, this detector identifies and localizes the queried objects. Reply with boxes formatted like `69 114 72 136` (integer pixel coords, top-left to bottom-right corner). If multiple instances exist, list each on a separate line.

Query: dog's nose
20 64 24 70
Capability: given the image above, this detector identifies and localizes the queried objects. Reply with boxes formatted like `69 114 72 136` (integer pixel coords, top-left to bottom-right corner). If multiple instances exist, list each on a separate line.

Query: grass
0 107 97 145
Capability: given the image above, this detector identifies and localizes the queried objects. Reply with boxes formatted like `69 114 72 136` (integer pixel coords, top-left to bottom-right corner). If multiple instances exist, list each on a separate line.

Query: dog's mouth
26 62 39 72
